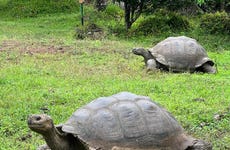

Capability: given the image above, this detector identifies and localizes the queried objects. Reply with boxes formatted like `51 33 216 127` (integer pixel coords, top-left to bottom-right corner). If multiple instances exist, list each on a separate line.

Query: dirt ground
0 40 72 54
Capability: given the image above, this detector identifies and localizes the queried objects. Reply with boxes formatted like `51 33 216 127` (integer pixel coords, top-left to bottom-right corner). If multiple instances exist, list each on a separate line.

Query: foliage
199 0 230 13
130 10 190 35
148 0 195 11
196 0 206 6
200 11 230 34
101 4 125 35
74 4 125 39
94 0 107 11
75 23 105 39
102 4 124 21
115 0 146 29
119 0 201 29
144 0 230 15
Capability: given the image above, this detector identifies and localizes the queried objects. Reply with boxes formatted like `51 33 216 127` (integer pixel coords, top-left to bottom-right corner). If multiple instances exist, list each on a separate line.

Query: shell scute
87 97 117 110
90 109 123 141
62 108 92 138
112 92 143 101
110 101 147 138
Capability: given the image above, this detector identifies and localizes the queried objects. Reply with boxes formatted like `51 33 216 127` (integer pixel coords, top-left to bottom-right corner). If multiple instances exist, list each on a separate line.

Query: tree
120 0 205 30
123 0 145 29
114 0 229 30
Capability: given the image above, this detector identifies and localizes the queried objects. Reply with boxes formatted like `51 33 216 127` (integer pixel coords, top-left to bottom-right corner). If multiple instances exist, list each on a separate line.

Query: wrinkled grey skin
28 114 87 150
132 48 158 71
186 140 213 150
132 36 216 74
28 92 213 150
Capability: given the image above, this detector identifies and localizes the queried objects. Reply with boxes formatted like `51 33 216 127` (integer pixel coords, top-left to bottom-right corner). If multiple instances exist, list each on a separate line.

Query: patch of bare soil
0 40 72 54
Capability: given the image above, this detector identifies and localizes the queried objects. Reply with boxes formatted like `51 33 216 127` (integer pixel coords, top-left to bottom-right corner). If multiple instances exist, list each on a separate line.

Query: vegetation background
0 0 229 149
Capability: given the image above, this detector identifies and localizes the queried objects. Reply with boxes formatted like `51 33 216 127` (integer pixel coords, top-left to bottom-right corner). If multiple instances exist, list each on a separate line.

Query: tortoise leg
146 59 157 72
201 63 216 74
36 144 51 150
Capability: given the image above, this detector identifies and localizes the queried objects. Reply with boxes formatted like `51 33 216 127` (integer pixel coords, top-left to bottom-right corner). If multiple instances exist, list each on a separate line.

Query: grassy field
0 7 230 150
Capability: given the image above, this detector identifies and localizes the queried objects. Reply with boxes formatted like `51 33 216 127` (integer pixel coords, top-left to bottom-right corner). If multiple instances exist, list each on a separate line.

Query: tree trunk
219 0 225 11
124 2 131 30
94 0 107 11
121 0 145 29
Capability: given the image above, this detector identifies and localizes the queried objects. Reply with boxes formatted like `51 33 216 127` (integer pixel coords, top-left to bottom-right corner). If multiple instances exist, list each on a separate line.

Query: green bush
107 24 126 35
100 4 125 35
167 12 190 30
200 11 230 34
144 0 200 14
75 23 105 39
133 16 170 35
102 4 124 21
131 10 190 35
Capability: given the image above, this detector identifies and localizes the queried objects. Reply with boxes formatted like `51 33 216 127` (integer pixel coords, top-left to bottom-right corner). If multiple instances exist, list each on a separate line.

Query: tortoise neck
42 127 88 150
42 127 71 150
143 51 154 65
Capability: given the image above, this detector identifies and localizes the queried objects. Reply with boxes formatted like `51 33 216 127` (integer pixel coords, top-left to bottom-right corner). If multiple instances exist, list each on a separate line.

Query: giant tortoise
28 92 212 150
132 36 216 73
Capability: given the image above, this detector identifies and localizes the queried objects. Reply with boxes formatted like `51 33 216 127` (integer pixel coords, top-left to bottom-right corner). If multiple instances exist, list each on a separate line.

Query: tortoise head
187 139 212 150
132 48 153 58
132 48 154 65
132 48 147 56
28 114 54 134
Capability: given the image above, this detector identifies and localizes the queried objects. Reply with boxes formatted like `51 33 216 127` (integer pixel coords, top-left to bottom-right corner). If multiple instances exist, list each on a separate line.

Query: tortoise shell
149 36 214 72
62 92 193 150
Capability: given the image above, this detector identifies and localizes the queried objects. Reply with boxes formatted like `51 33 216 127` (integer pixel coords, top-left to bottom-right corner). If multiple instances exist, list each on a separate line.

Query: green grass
0 5 230 150
0 0 79 18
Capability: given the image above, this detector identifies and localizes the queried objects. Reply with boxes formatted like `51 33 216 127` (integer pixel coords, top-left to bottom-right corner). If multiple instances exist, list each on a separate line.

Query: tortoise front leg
201 63 216 74
37 144 51 150
146 59 157 72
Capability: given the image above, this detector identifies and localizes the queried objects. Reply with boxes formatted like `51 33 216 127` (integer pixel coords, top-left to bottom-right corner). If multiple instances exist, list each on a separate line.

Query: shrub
199 0 230 13
133 16 170 35
100 4 125 35
131 9 190 35
166 12 190 30
102 4 124 21
75 23 105 39
144 0 201 15
200 11 230 34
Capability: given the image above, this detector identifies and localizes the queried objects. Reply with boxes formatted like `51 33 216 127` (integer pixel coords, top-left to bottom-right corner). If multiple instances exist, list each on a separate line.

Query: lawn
0 12 229 149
